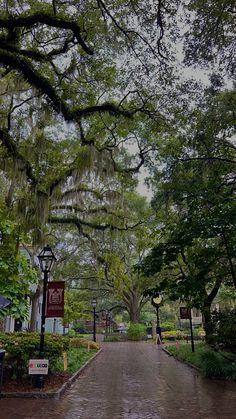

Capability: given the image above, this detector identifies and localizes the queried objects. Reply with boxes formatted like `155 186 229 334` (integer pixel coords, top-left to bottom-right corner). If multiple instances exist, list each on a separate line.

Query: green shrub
0 332 100 383
210 309 236 353
0 332 69 379
161 321 176 331
200 349 224 377
168 343 236 380
103 334 127 342
162 330 187 340
127 323 146 341
168 342 205 368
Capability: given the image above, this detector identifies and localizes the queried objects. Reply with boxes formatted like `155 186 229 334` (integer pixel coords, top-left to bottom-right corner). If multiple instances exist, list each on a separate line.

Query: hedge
0 332 99 380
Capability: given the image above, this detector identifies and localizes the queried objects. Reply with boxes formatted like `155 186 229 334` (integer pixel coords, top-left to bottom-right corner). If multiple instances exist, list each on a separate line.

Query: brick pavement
0 342 236 419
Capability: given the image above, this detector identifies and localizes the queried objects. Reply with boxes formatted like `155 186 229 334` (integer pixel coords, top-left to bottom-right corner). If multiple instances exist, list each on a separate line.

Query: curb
161 346 201 373
161 346 173 356
0 348 103 399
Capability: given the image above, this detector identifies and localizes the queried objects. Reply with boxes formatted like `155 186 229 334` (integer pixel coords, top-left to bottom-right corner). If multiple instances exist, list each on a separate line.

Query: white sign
28 359 49 375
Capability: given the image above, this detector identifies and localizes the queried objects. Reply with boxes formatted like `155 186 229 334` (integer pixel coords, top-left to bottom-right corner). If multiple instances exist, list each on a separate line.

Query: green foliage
0 0 235 334
168 342 205 368
210 309 236 353
67 328 77 337
184 0 235 76
126 323 146 341
162 330 186 340
0 216 37 319
168 343 236 380
200 349 236 380
0 332 69 379
161 320 176 331
142 87 236 341
0 332 99 380
53 347 97 374
200 350 225 378
103 334 127 342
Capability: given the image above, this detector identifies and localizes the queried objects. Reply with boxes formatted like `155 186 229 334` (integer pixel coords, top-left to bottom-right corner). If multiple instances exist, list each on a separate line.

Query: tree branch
0 50 133 121
0 128 38 186
0 13 93 55
49 216 143 232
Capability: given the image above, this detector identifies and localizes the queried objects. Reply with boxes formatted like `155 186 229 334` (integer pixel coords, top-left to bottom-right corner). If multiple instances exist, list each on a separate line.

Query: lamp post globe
38 244 56 273
92 297 97 308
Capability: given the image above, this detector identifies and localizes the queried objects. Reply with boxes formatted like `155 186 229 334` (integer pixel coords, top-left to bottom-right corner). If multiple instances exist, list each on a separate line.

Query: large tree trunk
123 288 141 323
129 301 140 323
201 277 223 344
201 302 214 342
29 286 41 332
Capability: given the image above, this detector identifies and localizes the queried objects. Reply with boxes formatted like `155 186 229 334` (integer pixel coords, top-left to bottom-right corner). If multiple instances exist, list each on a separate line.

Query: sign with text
28 359 48 375
46 281 65 318
180 307 190 320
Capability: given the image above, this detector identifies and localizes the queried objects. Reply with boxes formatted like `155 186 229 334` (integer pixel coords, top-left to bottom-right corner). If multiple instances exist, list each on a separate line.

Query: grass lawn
53 347 98 374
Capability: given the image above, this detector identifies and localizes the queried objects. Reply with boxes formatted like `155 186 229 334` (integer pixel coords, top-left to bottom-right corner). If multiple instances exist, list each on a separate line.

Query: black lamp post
92 297 97 342
105 310 109 338
109 312 112 334
151 295 162 344
37 244 56 388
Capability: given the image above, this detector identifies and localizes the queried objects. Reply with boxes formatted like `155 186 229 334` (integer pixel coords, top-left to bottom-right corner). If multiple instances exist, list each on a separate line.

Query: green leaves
142 85 236 317
184 0 236 77
0 215 37 319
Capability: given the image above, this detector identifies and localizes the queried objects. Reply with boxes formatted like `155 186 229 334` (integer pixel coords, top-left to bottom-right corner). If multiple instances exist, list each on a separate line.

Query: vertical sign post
189 311 195 353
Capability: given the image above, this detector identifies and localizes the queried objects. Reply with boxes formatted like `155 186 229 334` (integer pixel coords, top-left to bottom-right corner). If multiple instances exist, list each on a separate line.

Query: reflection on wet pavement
0 342 236 418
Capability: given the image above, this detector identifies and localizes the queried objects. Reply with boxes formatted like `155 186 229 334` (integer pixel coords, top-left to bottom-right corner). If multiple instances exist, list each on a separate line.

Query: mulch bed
1 372 72 393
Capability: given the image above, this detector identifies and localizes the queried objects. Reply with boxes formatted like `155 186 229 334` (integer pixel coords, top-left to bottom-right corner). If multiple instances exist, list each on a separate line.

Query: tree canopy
0 0 235 327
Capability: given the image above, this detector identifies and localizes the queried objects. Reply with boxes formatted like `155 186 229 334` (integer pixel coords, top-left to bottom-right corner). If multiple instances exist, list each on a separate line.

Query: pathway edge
162 346 201 373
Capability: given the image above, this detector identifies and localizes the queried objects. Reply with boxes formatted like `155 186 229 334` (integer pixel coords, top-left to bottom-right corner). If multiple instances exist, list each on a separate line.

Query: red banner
180 307 190 319
46 281 65 318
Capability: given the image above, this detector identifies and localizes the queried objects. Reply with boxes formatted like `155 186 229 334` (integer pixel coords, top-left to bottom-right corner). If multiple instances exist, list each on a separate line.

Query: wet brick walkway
0 342 236 418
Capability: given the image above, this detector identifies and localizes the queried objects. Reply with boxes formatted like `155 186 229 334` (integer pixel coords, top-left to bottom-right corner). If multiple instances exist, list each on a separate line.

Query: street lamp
151 295 162 344
37 244 56 388
105 310 109 338
91 297 97 342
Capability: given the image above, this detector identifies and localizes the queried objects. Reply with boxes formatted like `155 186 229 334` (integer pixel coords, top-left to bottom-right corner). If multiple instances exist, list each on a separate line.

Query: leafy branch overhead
0 0 235 328
0 1 167 121
0 0 170 241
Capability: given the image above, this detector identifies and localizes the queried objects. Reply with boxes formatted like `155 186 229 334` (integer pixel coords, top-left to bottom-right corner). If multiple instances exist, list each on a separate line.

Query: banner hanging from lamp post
46 281 65 318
